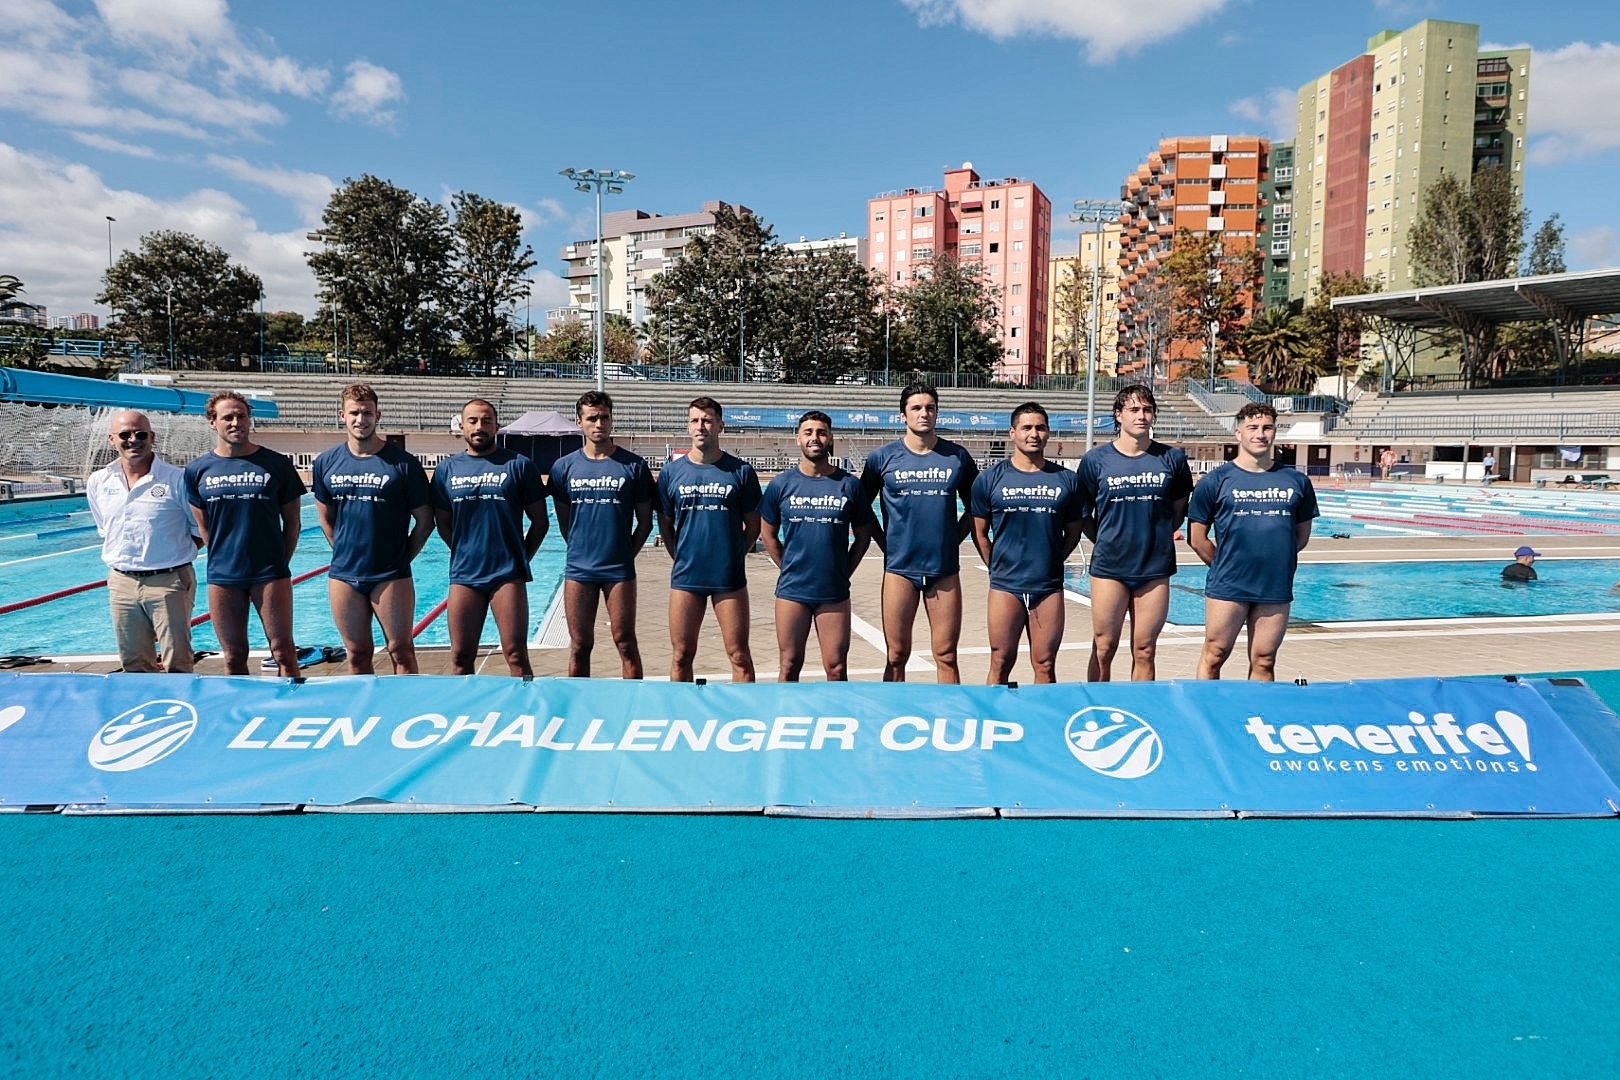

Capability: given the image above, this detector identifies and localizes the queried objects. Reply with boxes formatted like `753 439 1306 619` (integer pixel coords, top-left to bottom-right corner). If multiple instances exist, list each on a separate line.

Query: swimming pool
1313 484 1620 537
0 495 568 657
1066 557 1620 624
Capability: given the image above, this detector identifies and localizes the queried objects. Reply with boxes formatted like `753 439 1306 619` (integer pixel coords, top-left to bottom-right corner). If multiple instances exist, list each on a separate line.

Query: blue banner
719 407 1113 434
1 674 1616 815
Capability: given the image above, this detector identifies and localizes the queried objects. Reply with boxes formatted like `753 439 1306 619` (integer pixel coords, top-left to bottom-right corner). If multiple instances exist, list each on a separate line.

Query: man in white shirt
86 410 204 672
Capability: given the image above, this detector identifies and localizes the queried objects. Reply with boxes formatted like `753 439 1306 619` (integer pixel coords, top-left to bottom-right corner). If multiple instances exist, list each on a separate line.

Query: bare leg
985 589 1029 685
1087 577 1132 683
371 577 419 675
1125 578 1170 681
486 579 533 677
811 600 852 681
775 597 814 682
564 580 602 678
879 573 922 682
249 578 298 677
208 583 253 675
1197 598 1250 680
668 588 707 683
329 578 378 675
1244 602 1292 682
601 579 643 679
921 574 963 684
446 584 492 675
1025 591 1067 684
711 587 754 683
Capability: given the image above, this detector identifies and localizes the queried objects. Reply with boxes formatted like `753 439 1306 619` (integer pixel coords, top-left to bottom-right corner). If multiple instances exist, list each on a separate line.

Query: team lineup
90 382 1319 685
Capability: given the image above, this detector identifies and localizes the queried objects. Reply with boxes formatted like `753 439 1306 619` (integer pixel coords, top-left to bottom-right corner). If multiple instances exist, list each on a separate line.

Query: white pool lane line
0 543 102 568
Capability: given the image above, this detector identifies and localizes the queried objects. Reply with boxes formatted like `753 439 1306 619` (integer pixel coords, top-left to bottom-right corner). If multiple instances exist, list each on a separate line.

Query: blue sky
3 0 1618 321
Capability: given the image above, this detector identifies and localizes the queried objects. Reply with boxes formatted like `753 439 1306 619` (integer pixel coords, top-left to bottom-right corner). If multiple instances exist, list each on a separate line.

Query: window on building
874 212 885 222
1013 196 1025 208
874 251 886 263
1009 327 1019 338
989 243 999 253
960 242 981 256
896 251 906 261
1012 306 1022 317
962 222 981 235
989 222 1001 232
874 231 885 243
989 199 1000 210
1013 219 1025 230
1012 240 1024 252
914 225 933 239
912 247 932 260
1011 284 1022 295
914 205 931 217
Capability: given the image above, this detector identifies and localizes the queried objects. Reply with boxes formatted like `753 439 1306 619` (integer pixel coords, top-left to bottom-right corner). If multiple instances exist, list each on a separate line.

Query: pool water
0 496 568 657
1313 484 1620 537
1067 557 1620 624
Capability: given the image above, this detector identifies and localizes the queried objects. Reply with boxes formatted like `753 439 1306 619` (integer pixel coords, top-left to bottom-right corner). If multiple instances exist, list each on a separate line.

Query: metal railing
1324 412 1620 440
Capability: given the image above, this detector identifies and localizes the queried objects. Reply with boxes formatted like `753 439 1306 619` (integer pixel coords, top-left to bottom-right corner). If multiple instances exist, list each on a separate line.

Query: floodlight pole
1071 199 1124 449
560 168 636 392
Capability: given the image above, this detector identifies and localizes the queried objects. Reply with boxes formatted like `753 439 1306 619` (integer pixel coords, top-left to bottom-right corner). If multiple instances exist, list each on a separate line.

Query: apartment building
1047 221 1122 377
551 200 746 330
1289 19 1530 301
1258 141 1294 311
865 163 1052 383
1116 135 1270 375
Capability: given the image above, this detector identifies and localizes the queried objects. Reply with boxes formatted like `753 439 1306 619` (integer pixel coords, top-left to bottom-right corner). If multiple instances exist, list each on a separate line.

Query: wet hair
461 398 498 421
576 391 614 416
1010 401 1048 427
340 383 378 408
798 410 833 430
205 391 250 420
1112 383 1156 415
689 396 723 419
1234 401 1278 426
900 381 937 412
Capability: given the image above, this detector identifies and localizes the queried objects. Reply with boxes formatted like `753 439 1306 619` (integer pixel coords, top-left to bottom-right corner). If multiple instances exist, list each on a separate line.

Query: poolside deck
24 528 1620 685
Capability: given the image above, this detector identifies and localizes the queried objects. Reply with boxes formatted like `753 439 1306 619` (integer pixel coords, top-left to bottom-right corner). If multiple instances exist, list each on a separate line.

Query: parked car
600 363 647 381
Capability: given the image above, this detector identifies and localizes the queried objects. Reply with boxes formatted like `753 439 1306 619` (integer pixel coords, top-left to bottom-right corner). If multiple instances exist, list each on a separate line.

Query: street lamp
952 315 960 388
1070 199 1124 449
306 230 343 367
105 216 116 325
559 168 635 392
165 284 174 366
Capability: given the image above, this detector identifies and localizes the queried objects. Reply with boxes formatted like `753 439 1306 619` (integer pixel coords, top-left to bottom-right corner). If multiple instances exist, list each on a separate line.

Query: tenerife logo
1064 706 1163 779
87 699 199 772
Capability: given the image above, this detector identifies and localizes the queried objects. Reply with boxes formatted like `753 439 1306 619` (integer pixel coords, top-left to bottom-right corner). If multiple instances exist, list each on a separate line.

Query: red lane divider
411 597 449 639
0 578 107 616
189 564 332 627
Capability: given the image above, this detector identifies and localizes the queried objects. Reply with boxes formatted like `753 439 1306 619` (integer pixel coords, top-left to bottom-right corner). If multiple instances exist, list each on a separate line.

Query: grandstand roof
0 366 279 417
1329 267 1620 327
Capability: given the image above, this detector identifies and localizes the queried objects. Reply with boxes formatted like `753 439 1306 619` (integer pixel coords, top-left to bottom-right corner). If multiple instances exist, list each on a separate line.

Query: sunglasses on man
115 430 153 443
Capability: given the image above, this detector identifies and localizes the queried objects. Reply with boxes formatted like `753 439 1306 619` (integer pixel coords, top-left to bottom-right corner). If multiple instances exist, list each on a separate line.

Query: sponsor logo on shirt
1231 485 1297 503
1105 470 1167 489
326 472 391 488
1001 484 1064 500
202 471 271 489
570 475 625 491
678 482 734 497
450 472 508 488
892 466 954 483
786 493 847 509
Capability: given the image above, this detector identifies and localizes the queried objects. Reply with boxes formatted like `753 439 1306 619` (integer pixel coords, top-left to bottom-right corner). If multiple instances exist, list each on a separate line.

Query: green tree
1298 272 1376 394
1049 260 1094 376
1241 306 1309 390
263 310 308 348
645 203 780 375
533 318 591 367
450 192 536 375
1409 167 1526 288
1524 213 1567 276
602 312 641 366
767 248 879 383
0 274 23 304
890 253 1001 381
309 175 455 373
97 230 262 365
1158 230 1261 380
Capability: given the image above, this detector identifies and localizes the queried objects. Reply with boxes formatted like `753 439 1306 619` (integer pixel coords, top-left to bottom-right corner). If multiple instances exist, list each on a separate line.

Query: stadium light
560 168 636 391
1070 199 1125 449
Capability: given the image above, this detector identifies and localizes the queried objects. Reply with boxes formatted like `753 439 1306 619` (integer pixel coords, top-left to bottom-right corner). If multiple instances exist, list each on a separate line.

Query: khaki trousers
107 564 197 673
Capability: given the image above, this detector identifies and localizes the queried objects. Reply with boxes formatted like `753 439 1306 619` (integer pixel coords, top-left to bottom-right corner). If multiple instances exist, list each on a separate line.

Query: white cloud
93 0 230 49
1569 226 1620 270
0 47 209 139
118 69 285 130
70 132 161 158
531 270 569 313
1527 42 1620 163
332 60 404 125
1229 87 1297 140
900 0 1230 61
0 141 319 316
204 155 335 221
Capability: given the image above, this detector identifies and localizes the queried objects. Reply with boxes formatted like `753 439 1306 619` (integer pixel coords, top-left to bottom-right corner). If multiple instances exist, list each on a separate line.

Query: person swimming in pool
1076 384 1193 682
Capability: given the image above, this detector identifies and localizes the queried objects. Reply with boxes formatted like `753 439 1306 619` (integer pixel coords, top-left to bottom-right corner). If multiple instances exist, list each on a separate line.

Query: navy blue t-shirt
657 453 761 593
970 459 1084 596
184 448 306 586
859 438 978 580
430 449 546 588
548 447 654 583
1188 461 1320 604
311 443 430 585
1076 441 1193 582
759 467 873 605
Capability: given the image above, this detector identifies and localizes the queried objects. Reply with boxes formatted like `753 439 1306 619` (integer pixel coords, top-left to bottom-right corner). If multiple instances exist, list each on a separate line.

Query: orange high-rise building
1116 135 1269 377
866 163 1052 383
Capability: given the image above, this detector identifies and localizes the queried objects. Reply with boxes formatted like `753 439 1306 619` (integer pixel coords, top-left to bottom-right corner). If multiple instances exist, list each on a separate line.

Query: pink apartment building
865 163 1052 383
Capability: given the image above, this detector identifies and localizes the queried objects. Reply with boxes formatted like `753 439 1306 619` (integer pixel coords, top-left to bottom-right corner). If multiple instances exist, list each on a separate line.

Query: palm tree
0 274 23 304
1242 307 1308 390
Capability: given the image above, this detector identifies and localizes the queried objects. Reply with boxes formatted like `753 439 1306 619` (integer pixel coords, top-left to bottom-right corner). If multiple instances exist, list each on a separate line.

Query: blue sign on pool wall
2 674 1617 816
